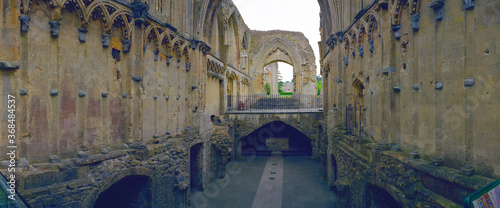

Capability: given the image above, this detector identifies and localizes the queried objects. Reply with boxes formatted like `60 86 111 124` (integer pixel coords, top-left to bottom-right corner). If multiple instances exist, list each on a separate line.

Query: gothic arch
84 167 154 207
252 37 316 94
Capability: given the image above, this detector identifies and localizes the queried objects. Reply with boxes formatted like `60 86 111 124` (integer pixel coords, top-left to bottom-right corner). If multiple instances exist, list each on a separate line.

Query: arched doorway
190 143 204 191
347 78 365 135
239 121 312 157
330 154 338 190
365 184 402 208
94 175 152 208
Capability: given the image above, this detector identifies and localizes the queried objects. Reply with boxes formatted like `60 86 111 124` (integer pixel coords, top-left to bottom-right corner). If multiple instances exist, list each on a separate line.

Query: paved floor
191 155 337 208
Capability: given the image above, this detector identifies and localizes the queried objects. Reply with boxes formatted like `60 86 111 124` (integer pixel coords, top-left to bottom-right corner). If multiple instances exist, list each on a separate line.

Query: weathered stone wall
320 0 500 206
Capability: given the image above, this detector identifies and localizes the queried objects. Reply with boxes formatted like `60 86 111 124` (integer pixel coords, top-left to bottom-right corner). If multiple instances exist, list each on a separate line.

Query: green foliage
278 81 284 94
265 83 271 95
317 75 322 95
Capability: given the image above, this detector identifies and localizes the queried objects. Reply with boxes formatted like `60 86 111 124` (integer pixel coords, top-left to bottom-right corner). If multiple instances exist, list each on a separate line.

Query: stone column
130 1 148 143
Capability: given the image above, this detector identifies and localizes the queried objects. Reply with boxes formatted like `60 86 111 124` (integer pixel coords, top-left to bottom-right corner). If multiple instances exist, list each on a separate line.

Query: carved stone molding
19 14 30 34
78 28 88 42
102 34 110 48
49 20 61 38
429 0 445 22
392 24 401 40
122 39 132 53
411 13 420 31
132 2 149 25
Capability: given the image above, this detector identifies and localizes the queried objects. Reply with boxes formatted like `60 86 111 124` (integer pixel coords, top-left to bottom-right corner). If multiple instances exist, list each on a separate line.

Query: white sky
233 0 321 82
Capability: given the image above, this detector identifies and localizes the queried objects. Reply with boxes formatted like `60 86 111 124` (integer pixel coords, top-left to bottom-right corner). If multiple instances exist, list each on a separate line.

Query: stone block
464 79 475 87
49 21 61 38
50 90 59 96
78 91 86 97
77 151 88 158
101 34 110 48
435 82 443 90
381 67 396 74
49 155 61 163
0 61 20 70
412 84 420 91
78 28 87 42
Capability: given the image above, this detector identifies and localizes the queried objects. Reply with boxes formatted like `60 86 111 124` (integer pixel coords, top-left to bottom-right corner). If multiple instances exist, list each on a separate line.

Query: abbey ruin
0 0 499 207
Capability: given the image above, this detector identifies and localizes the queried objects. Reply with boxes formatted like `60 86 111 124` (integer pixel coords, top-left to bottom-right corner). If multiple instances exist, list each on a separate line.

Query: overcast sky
233 0 320 82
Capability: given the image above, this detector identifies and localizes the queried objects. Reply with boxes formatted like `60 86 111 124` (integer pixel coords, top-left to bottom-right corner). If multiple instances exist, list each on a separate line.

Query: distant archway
94 175 152 208
251 35 317 94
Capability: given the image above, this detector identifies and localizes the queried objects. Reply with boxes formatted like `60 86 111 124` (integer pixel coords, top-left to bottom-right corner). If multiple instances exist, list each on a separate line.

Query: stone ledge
73 150 128 166
0 61 20 70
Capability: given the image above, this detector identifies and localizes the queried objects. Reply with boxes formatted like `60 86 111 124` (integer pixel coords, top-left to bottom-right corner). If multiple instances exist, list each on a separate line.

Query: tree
316 76 322 95
265 83 271 95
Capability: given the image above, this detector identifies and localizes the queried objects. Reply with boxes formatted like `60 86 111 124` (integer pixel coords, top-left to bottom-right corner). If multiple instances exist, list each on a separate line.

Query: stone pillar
130 2 148 143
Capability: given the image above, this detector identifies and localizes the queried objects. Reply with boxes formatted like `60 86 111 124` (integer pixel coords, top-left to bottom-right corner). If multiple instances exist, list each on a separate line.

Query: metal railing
0 173 28 208
226 94 322 113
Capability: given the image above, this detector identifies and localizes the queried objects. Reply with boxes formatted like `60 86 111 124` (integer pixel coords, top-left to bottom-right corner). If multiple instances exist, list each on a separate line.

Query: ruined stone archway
250 31 317 94
238 120 313 157
94 175 153 208
365 184 402 208
86 167 155 207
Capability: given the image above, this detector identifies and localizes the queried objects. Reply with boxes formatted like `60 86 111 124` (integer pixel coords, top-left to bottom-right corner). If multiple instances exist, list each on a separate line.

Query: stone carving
177 59 180 68
463 0 474 10
199 42 211 55
153 95 158 99
19 14 30 33
186 63 191 71
122 39 132 53
0 62 20 70
166 55 173 65
393 87 401 92
429 0 445 21
435 81 443 90
411 13 420 31
101 92 108 98
154 50 159 61
464 78 475 87
50 90 59 96
412 84 420 91
49 20 61 38
336 31 344 42
78 28 88 42
358 46 364 57
343 56 348 65
392 24 401 40
401 33 409 54
132 2 149 25
101 34 110 48
190 39 199 50
122 93 127 98
78 91 86 97
132 75 143 82
20 89 28 95
369 40 374 52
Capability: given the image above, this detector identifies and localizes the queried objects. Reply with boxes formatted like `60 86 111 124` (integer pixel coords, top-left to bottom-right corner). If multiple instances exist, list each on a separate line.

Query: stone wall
320 0 500 206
